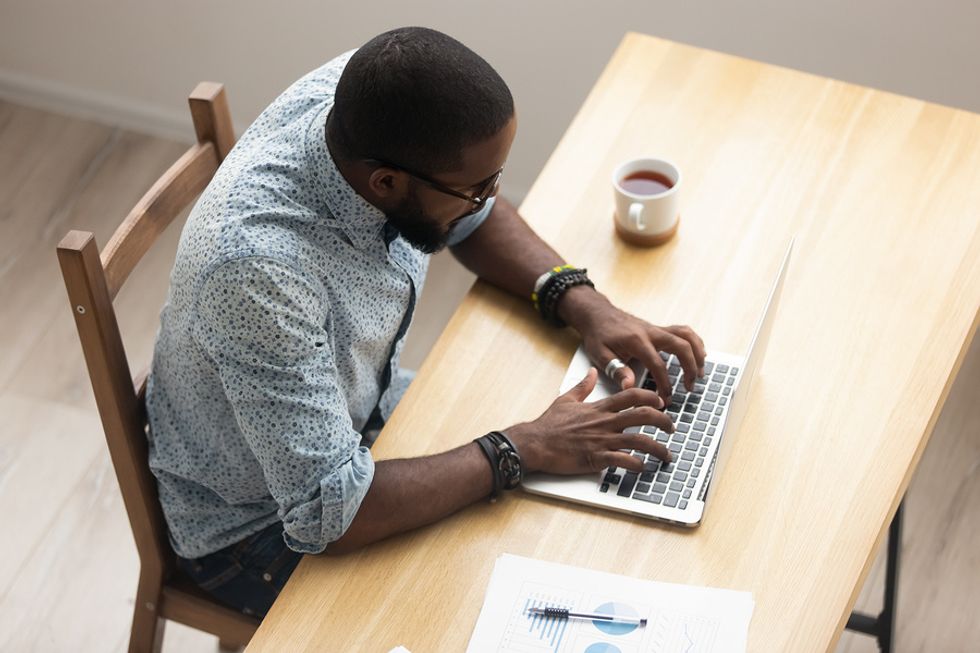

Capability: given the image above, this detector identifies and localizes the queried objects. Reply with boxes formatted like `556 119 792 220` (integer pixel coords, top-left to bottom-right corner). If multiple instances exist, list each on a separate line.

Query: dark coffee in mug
619 170 674 196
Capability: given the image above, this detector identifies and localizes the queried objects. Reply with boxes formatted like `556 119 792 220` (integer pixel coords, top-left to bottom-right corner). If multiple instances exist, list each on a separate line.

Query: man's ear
367 166 407 200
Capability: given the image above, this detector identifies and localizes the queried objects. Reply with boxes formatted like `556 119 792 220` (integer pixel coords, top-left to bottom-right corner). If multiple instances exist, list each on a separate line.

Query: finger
668 325 707 377
632 338 672 405
613 433 672 463
611 406 674 433
595 346 634 390
594 387 663 412
559 367 597 402
592 450 648 474
657 331 698 391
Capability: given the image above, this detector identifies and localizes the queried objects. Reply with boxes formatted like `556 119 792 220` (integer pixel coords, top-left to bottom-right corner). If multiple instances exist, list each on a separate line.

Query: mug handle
629 202 645 231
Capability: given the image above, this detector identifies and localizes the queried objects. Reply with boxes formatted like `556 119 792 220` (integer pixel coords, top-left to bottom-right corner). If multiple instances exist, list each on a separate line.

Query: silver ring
604 358 627 378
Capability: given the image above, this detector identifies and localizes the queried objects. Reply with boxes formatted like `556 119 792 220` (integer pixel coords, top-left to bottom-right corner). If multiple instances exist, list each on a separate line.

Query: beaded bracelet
533 266 595 327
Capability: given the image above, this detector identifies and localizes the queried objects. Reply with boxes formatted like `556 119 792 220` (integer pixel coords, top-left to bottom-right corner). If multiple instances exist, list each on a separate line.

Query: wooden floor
0 101 975 652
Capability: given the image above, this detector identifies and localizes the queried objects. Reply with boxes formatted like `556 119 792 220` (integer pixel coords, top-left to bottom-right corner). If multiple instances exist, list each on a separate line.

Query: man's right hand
505 367 673 476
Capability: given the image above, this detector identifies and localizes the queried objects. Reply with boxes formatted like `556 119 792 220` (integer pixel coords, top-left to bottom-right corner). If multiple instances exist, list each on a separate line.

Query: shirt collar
306 104 388 250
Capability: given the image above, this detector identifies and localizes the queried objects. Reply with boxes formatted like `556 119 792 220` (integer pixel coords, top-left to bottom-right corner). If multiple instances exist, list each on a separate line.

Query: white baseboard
0 68 195 143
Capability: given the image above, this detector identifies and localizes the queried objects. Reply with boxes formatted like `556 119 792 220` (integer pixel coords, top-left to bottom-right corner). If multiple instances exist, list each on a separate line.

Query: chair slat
101 142 218 299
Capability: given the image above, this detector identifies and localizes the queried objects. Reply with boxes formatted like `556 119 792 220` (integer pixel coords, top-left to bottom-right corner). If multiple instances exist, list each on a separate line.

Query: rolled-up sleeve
446 196 495 247
192 256 374 553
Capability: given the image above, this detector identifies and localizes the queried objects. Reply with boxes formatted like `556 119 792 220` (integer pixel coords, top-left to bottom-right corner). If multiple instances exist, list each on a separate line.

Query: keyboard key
694 420 708 431
632 451 646 461
659 351 670 362
639 472 655 482
643 378 657 391
707 427 716 435
669 443 682 454
700 446 710 457
689 431 703 441
725 376 735 386
635 481 651 494
681 451 695 462
678 460 692 471
669 481 683 492
634 492 662 504
711 416 720 426
662 462 675 473
709 382 721 392
719 396 728 406
677 423 690 433
656 472 670 484
722 387 731 396
667 411 679 420
644 459 661 472
683 403 697 413
717 364 729 373
686 478 697 488
653 482 668 494
697 411 710 421
705 437 713 446
706 391 718 401
679 499 688 509
702 402 715 412
683 489 692 499
732 367 740 374
604 472 621 484
696 456 705 466
680 413 693 423
675 471 688 482
692 468 701 477
665 492 680 507
712 373 725 383
704 361 714 374
672 393 686 405
668 364 681 375
617 472 638 497
655 432 668 443
693 384 706 394
684 441 699 451
671 432 685 443
600 483 609 493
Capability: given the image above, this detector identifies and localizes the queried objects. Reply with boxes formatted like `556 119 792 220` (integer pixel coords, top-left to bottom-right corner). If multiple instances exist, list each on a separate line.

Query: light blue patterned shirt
146 50 493 558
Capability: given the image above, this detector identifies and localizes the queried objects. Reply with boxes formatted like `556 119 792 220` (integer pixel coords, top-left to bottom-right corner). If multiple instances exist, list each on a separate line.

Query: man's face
385 115 517 253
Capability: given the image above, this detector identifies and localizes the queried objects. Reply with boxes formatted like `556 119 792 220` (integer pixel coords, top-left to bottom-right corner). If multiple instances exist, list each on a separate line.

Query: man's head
327 27 516 252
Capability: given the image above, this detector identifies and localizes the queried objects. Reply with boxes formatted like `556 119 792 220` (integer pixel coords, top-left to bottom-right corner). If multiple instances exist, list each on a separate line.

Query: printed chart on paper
467 555 753 653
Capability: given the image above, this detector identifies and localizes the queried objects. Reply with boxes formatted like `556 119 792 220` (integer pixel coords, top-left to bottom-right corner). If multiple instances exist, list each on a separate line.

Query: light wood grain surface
245 33 980 652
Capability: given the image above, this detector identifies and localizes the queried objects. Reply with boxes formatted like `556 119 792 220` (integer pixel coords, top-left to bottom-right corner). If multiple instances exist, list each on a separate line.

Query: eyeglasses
369 158 503 215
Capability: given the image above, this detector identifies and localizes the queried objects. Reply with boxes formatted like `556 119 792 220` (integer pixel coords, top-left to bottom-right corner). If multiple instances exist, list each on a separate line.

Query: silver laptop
522 239 794 527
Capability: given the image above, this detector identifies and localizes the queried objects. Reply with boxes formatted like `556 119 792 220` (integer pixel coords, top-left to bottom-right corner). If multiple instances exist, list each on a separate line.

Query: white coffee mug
612 157 681 246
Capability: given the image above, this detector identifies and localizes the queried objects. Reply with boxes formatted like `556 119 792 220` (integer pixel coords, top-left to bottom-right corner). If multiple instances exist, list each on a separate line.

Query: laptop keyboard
598 352 740 511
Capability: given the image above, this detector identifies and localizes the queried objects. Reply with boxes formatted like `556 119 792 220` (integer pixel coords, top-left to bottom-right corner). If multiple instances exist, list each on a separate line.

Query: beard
383 186 453 254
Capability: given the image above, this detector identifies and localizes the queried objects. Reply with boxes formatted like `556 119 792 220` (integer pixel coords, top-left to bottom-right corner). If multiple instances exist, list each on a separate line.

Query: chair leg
129 571 165 653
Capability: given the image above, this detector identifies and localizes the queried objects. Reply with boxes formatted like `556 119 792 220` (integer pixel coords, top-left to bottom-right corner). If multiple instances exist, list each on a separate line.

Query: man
146 26 706 618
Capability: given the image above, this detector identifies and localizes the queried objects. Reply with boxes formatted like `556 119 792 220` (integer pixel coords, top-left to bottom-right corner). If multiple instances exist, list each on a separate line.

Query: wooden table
246 33 980 652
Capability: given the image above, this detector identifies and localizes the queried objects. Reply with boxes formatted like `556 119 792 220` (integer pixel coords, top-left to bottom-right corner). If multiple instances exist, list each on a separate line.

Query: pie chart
584 644 621 653
591 602 641 636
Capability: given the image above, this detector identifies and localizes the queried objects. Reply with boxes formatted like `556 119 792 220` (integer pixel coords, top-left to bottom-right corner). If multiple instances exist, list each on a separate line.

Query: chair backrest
56 82 235 581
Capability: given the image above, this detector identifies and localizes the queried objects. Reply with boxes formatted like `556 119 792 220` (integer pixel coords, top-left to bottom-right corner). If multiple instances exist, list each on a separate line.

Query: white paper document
467 554 754 653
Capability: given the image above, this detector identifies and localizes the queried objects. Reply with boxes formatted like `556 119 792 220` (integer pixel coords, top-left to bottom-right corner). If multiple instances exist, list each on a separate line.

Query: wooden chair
56 83 259 653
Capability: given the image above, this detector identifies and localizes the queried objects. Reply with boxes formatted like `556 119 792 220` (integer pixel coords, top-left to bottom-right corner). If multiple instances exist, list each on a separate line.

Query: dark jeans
176 522 302 618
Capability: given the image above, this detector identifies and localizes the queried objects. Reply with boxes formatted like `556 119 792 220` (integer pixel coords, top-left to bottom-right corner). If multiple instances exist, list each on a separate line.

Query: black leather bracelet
474 431 524 501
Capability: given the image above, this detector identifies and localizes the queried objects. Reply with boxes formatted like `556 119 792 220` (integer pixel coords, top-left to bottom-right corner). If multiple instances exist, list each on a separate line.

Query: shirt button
262 573 273 582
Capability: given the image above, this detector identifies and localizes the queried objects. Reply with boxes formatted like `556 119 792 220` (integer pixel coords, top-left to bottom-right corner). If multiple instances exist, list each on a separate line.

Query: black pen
527 606 647 627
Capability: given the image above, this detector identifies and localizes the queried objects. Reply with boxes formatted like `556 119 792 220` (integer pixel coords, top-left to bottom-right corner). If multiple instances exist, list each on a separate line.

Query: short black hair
328 27 514 174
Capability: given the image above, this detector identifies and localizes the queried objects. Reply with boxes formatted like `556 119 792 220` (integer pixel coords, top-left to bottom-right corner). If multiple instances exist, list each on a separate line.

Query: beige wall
2 0 979 201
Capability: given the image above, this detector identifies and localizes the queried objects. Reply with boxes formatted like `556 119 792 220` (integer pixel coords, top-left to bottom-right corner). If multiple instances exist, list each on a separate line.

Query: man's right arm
196 257 674 555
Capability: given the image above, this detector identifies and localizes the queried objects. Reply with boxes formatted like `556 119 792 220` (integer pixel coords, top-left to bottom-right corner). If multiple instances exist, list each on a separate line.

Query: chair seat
160 570 260 645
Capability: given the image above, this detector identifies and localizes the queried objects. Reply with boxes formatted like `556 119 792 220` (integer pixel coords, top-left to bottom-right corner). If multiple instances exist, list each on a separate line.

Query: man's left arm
449 196 707 404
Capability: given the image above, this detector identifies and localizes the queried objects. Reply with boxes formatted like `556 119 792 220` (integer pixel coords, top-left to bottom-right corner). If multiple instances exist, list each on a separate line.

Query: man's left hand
558 286 707 406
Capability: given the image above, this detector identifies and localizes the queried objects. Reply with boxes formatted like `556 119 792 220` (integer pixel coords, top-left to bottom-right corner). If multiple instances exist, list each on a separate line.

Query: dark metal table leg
845 499 904 653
